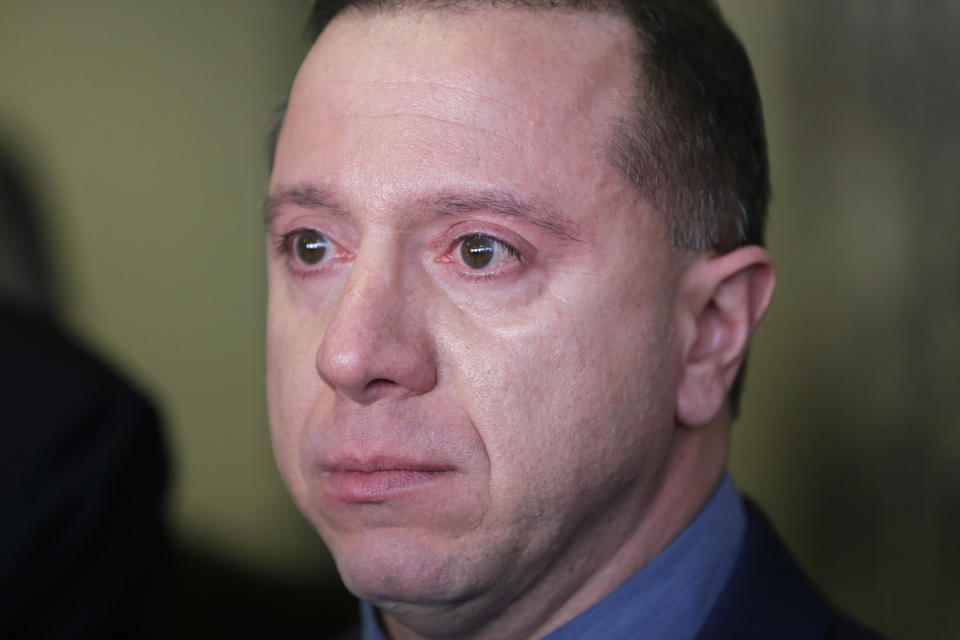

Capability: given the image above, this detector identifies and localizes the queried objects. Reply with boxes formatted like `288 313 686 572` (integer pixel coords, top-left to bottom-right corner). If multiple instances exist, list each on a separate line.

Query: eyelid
440 230 527 281
441 219 529 252
454 233 520 261
269 209 356 254
273 227 320 259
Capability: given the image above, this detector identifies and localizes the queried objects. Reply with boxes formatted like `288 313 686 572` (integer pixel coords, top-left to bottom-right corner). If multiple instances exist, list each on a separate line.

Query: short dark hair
281 0 769 414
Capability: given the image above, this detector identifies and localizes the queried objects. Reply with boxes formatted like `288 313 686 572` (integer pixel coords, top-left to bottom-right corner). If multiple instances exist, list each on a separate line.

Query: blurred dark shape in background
171 548 356 639
0 140 171 637
0 141 58 318
0 302 169 638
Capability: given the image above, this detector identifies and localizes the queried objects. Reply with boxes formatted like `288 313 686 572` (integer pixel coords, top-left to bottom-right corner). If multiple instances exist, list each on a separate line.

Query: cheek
446 300 672 515
266 300 322 483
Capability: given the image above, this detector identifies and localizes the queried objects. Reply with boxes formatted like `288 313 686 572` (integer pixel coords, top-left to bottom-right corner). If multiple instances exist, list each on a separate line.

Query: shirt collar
360 473 745 640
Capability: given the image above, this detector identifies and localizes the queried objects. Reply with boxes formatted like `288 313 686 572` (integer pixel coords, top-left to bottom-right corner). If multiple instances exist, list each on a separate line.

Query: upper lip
320 457 456 474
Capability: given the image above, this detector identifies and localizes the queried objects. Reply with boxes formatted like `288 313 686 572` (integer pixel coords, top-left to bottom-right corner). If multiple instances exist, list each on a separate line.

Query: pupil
295 230 327 264
462 235 495 269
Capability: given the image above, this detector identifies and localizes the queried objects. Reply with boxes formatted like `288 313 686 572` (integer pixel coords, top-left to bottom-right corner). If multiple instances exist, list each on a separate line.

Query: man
265 1 881 638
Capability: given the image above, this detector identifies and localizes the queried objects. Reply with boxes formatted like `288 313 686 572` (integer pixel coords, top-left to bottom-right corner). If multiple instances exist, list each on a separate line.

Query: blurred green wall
1 1 957 637
722 3 960 638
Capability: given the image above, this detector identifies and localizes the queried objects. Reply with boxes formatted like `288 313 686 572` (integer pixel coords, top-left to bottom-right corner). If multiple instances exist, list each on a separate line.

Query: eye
458 234 519 271
274 227 348 276
293 228 329 265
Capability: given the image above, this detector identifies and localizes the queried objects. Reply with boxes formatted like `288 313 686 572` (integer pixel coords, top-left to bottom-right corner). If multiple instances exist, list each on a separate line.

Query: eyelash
274 229 304 258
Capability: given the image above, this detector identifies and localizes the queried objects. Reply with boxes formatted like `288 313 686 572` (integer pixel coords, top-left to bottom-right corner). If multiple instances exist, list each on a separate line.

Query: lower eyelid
447 242 525 284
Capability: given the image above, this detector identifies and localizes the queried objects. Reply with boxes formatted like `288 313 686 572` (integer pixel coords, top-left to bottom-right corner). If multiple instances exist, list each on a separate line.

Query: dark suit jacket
695 499 882 639
0 305 169 638
334 498 883 640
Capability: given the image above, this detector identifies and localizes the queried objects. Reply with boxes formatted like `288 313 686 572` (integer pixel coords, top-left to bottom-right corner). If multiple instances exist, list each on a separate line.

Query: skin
266 8 775 640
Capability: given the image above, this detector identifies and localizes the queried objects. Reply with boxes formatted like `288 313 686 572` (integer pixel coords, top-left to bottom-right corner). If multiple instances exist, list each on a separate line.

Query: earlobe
675 247 776 427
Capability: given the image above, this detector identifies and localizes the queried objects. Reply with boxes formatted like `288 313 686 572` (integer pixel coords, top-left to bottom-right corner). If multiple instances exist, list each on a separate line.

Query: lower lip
322 469 454 503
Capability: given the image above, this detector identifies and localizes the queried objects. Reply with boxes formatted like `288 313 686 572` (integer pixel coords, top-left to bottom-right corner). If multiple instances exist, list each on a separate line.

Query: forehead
274 8 640 211
303 7 637 106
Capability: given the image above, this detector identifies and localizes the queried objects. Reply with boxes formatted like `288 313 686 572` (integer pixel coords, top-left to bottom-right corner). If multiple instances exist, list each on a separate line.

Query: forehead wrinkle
325 78 528 147
335 78 526 117
333 112 521 147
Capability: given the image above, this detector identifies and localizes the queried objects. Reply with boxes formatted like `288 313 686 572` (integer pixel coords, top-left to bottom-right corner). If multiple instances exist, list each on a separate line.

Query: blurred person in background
0 139 169 638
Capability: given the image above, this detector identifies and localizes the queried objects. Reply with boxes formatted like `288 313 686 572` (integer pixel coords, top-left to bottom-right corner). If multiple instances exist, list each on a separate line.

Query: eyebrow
424 189 581 242
264 183 581 242
263 184 346 227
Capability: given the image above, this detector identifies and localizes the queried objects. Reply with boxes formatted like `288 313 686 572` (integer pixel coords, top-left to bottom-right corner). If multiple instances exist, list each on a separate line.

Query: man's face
267 8 686 626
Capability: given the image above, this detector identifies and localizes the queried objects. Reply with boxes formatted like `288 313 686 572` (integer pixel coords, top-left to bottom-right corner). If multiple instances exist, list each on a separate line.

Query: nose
315 259 438 404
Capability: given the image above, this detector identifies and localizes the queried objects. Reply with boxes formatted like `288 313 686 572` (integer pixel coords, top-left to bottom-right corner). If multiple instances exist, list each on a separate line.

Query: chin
330 527 475 606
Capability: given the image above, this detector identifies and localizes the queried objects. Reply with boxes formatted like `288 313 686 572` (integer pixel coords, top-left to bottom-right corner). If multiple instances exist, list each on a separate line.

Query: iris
461 235 497 269
295 229 328 264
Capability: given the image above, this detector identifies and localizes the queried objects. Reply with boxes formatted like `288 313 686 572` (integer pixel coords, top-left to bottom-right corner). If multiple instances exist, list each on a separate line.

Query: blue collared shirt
360 474 745 640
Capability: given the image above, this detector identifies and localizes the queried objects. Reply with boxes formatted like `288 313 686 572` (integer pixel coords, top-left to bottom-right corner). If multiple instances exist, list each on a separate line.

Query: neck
383 419 731 640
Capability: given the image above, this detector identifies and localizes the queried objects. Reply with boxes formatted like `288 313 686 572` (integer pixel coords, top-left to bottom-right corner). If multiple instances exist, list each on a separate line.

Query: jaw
360 423 730 640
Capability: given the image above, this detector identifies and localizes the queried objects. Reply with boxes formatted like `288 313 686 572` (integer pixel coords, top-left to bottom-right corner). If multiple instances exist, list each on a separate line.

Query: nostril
365 378 396 392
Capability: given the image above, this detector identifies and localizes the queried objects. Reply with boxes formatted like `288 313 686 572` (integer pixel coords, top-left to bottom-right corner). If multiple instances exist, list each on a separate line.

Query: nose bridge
332 256 400 347
316 240 437 402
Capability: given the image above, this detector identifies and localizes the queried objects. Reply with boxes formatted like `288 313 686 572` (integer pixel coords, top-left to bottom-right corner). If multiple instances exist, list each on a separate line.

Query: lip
320 459 457 503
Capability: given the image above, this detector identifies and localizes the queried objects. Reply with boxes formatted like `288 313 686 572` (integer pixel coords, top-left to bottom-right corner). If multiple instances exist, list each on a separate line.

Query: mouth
320 460 457 503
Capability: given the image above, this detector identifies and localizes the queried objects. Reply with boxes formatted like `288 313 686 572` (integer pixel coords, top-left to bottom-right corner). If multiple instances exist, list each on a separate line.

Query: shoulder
0 304 167 503
0 304 157 427
697 498 885 640
333 627 362 640
0 304 169 638
0 304 166 481
0 301 167 532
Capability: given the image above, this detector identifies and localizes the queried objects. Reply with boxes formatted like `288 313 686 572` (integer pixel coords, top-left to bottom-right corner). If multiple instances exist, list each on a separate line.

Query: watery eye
294 229 329 264
461 235 499 269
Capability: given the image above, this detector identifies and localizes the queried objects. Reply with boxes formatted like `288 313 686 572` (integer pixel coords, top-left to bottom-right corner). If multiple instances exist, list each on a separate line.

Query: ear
675 246 775 427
